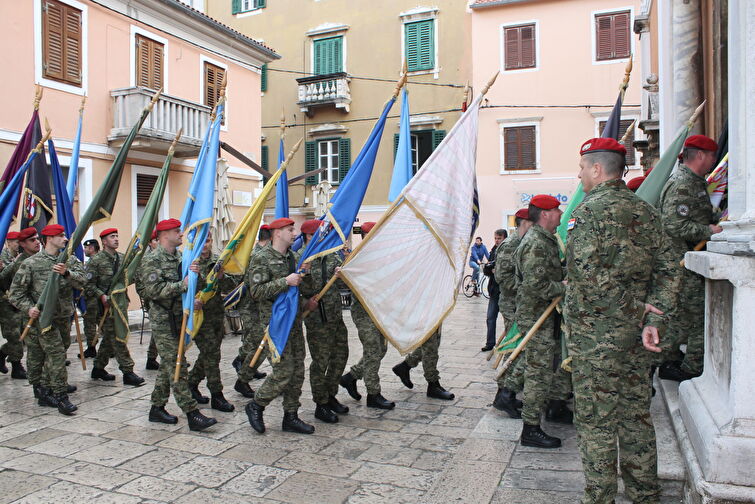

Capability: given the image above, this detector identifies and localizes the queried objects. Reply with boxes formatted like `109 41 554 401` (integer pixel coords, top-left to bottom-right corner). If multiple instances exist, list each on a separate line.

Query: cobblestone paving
0 297 683 503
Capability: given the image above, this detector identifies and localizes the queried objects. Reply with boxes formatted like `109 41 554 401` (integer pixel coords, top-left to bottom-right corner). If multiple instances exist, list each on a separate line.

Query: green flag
495 323 522 354
635 124 690 207
111 136 175 343
35 92 159 333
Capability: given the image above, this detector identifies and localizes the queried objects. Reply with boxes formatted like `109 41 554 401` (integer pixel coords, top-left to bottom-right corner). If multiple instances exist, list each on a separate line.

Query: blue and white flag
66 109 83 201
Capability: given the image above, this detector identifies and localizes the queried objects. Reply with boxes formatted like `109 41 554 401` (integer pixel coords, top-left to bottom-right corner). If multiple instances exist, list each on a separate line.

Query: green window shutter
232 0 240 14
405 20 434 72
305 141 317 185
255 0 266 8
313 36 342 75
338 138 351 183
394 133 400 159
260 64 267 92
432 130 446 150
260 145 269 185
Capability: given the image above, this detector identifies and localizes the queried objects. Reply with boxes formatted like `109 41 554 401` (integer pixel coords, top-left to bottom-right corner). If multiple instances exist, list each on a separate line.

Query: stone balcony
296 72 351 115
108 87 211 158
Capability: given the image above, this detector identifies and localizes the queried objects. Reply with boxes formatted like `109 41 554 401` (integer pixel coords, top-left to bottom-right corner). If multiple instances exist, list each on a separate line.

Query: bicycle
462 274 489 299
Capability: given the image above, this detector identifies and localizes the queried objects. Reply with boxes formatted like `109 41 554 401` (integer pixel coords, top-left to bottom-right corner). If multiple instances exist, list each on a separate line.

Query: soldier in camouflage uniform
9 225 85 415
0 229 37 377
0 231 20 263
491 208 531 418
244 218 315 435
232 227 271 398
139 233 159 370
187 235 234 412
340 222 394 409
136 218 216 431
86 229 144 386
565 138 681 504
81 239 100 358
298 220 350 422
393 327 455 400
657 135 722 382
514 194 571 448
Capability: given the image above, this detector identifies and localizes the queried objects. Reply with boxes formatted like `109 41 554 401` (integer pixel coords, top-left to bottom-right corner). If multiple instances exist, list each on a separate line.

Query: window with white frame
233 0 265 14
318 139 340 184
501 125 538 171
35 0 88 95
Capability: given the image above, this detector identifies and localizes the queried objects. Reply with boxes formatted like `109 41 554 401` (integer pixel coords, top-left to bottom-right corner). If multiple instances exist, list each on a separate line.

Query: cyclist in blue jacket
469 237 489 295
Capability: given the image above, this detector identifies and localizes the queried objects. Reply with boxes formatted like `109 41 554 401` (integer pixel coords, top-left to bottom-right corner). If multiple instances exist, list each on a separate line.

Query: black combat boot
189 383 209 404
33 384 43 399
314 404 338 423
83 346 97 358
55 393 77 415
37 386 58 408
91 367 116 381
234 379 255 398
10 361 27 379
392 361 414 389
231 356 242 372
145 358 160 370
493 387 522 419
520 423 561 449
0 350 7 374
427 381 454 400
245 400 265 433
149 405 178 424
658 361 700 382
282 411 315 434
211 392 235 412
66 384 77 393
339 372 361 400
328 395 349 414
123 371 145 387
187 409 217 431
366 393 396 410
253 371 267 379
545 400 574 424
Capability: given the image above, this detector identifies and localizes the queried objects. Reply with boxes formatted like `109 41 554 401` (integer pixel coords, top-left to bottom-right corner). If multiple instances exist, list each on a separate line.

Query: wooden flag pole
73 311 87 370
497 297 562 379
91 305 110 348
486 329 507 361
247 337 268 370
173 314 189 383
33 84 43 110
493 351 505 370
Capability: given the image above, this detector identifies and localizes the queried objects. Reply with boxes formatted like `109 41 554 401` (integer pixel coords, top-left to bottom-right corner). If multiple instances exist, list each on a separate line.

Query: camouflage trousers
150 326 198 413
26 316 70 394
237 307 267 382
350 317 388 395
94 313 134 373
82 297 99 348
0 299 23 362
520 314 571 425
188 318 224 393
663 268 705 374
496 314 525 393
405 330 441 383
305 315 349 404
254 322 305 412
571 345 660 504
147 336 158 360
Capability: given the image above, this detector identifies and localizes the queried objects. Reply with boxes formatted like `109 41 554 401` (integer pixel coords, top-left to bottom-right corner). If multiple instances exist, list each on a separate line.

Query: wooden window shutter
613 12 631 59
394 133 400 159
595 14 613 60
43 0 82 86
313 37 342 75
519 126 536 169
338 138 351 183
260 64 268 92
599 119 636 166
596 11 630 61
255 0 266 9
504 24 535 70
135 35 164 90
232 0 240 14
504 126 536 170
520 25 535 68
432 130 446 150
136 174 158 206
261 145 269 174
504 27 520 70
405 21 434 72
204 62 225 108
305 141 317 185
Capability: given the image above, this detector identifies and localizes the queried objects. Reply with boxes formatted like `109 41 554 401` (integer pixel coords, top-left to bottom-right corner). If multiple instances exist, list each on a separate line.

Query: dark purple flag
0 111 40 219
20 117 53 232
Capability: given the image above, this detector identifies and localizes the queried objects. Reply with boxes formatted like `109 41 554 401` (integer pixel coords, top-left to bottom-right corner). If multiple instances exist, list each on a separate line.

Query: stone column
671 0 704 135
678 1 755 502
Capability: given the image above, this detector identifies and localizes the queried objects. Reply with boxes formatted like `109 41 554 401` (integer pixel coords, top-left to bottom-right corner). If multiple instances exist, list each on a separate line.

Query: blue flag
180 104 223 340
389 88 412 202
275 137 289 218
0 152 40 247
266 97 397 361
66 112 83 201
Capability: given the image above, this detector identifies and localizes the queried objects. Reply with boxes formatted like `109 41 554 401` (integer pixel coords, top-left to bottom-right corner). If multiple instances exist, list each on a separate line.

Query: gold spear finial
168 128 183 155
392 69 408 99
146 88 163 113
620 120 636 144
210 74 229 121
621 56 633 91
463 81 470 106
33 85 43 111
280 108 286 139
24 119 52 163
480 71 500 96
687 100 706 127
79 95 87 115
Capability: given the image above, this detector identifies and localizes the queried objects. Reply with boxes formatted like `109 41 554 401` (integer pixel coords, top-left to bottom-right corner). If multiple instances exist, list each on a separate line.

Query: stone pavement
0 297 684 503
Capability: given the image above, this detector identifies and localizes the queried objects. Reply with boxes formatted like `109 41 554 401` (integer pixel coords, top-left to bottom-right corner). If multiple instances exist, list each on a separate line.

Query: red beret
361 222 376 234
268 218 295 230
300 219 321 235
684 135 718 152
514 208 529 220
6 231 20 240
529 195 560 210
626 176 646 192
260 224 271 231
579 137 627 157
18 228 37 241
41 224 65 237
155 218 182 232
151 230 157 240
100 228 118 238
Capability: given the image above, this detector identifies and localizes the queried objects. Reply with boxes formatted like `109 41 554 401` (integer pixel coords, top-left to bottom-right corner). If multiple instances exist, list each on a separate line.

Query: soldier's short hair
515 217 524 227
495 229 507 239
583 151 624 177
527 204 543 224
258 228 272 241
681 147 703 163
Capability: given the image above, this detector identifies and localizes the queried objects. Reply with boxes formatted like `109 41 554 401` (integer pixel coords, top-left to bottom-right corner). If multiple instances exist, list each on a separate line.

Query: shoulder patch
698 191 708 197
147 272 158 282
85 271 93 280
252 272 262 283
567 218 576 231
676 204 690 217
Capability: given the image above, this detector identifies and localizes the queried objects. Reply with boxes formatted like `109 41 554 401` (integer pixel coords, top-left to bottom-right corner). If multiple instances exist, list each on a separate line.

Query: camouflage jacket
248 245 312 325
135 245 185 331
659 164 715 255
84 249 124 300
514 224 565 324
0 249 31 293
195 252 230 320
300 251 345 320
9 249 85 317
0 247 17 266
564 180 680 355
494 232 522 317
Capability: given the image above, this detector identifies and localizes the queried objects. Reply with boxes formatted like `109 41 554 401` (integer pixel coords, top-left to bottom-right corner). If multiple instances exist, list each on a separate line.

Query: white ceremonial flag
340 94 483 354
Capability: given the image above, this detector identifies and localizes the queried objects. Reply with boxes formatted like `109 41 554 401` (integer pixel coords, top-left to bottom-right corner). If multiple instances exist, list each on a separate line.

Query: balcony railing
109 87 211 157
296 72 351 115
